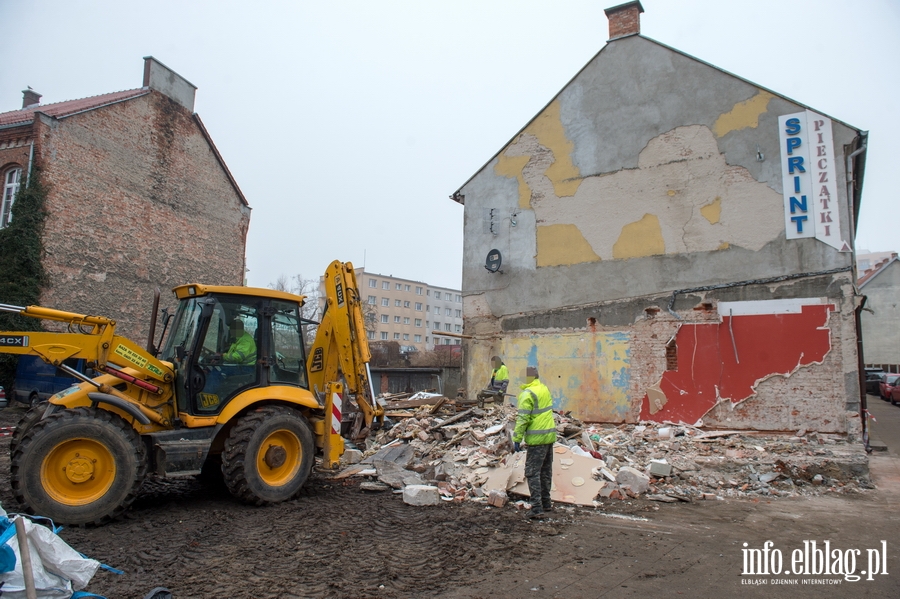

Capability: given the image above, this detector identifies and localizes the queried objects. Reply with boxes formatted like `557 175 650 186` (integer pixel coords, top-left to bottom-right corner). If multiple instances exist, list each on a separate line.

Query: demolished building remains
450 2 869 434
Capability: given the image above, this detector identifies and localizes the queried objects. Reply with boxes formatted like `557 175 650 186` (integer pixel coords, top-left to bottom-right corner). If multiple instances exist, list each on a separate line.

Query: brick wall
32 91 250 342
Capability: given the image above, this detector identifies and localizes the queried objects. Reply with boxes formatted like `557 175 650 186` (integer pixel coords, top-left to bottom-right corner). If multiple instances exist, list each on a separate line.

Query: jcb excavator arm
306 261 382 432
0 303 174 425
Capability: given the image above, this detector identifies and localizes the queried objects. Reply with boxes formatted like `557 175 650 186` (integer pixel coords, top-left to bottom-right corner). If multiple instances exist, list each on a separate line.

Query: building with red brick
0 57 251 341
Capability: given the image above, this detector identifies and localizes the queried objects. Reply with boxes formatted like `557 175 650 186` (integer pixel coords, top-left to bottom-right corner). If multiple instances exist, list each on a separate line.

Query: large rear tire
221 406 314 505
11 407 147 526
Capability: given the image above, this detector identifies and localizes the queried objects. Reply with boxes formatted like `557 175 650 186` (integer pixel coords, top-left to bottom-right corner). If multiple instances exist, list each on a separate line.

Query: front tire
11 407 147 526
221 406 314 505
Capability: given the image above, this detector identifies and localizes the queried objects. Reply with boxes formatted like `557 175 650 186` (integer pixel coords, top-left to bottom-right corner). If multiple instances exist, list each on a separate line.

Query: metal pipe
14 517 37 599
728 309 740 364
0 303 26 313
57 363 102 389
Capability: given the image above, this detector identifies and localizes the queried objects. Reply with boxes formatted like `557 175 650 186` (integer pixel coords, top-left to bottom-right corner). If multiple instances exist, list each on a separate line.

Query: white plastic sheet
0 506 100 599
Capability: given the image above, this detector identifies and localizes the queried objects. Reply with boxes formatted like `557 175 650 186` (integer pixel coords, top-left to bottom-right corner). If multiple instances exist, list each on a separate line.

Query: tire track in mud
0 407 561 599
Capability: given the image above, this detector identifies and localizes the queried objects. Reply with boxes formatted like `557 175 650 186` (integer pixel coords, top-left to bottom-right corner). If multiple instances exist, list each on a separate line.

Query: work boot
543 503 553 513
527 509 546 520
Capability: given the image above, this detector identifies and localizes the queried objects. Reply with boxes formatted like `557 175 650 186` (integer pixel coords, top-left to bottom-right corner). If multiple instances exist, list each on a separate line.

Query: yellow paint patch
713 90 774 137
700 196 721 224
494 152 531 209
612 214 665 260
524 101 582 197
493 100 583 209
717 242 730 250
536 224 600 267
499 331 632 422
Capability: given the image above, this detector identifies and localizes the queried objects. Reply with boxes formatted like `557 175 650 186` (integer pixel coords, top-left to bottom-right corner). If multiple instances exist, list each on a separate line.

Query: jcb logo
335 279 345 307
310 347 324 372
0 336 28 347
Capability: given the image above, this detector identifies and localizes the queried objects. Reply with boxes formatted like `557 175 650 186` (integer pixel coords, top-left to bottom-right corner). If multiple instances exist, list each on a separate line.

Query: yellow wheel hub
257 429 301 487
41 438 116 506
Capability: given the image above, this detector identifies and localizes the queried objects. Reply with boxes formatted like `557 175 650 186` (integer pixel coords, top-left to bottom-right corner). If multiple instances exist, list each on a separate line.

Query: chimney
605 1 644 41
22 88 41 109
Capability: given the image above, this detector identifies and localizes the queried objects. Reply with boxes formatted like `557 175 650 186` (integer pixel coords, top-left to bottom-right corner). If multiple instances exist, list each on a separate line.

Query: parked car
890 384 900 406
12 355 93 406
865 368 886 394
0 385 6 408
879 374 900 400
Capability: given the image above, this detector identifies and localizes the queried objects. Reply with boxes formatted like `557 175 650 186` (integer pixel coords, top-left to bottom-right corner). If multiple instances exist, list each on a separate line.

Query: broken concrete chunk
343 448 364 464
616 466 650 494
487 489 508 507
759 471 781 484
360 481 391 492
646 494 678 503
403 485 442 506
648 459 672 477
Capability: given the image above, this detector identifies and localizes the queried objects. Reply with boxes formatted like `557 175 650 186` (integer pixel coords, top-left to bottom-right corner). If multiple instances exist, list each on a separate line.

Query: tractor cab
159 285 310 417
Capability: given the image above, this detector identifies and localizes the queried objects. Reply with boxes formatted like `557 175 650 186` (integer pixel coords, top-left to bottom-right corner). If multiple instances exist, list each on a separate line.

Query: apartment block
321 269 462 352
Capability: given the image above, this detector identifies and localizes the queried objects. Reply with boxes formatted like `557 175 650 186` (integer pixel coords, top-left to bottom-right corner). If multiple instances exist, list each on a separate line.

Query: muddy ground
1 403 898 599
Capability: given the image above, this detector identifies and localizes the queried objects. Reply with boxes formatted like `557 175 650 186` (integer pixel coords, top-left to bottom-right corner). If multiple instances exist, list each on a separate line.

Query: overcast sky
1 0 897 290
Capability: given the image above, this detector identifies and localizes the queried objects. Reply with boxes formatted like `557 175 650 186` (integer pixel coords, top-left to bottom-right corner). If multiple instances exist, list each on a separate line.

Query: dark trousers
524 443 553 512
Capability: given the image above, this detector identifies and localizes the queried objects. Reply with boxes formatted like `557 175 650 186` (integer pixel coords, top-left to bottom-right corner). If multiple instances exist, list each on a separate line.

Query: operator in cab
219 319 256 368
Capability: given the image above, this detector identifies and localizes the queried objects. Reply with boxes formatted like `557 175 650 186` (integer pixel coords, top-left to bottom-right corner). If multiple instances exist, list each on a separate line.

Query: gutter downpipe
846 133 869 450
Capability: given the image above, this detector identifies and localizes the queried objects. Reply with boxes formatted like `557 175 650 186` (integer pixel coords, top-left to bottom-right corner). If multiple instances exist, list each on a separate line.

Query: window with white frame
415 319 422 327
393 332 400 340
426 321 430 328
415 303 422 311
444 323 451 331
367 295 376 304
369 279 377 288
403 317 410 324
416 286 423 295
414 335 421 342
403 301 410 308
382 297 389 306
394 315 400 323
434 291 441 300
433 322 440 330
425 336 429 343
382 281 389 289
381 332 388 340
395 283 402 290
455 310 461 318
1 168 21 229
394 299 401 307
445 308 451 316
456 294 462 302
381 314 389 323
405 285 411 292
403 333 409 340
367 330 375 339
455 325 461 333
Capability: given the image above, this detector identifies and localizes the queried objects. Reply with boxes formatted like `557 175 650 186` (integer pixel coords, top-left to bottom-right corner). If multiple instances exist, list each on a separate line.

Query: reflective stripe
519 405 552 415
527 428 557 435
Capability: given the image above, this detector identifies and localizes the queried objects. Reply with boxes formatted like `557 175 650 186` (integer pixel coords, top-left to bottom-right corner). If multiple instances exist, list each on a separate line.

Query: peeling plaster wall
34 92 250 342
459 36 863 433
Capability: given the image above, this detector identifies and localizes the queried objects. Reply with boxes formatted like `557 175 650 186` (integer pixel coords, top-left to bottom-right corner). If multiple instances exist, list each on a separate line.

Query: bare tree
269 274 321 345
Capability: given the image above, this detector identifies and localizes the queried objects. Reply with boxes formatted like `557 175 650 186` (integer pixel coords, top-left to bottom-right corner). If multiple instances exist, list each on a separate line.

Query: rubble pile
336 396 871 508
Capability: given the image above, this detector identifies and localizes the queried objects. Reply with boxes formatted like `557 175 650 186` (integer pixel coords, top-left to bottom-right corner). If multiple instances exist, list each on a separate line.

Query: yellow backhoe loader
0 261 382 525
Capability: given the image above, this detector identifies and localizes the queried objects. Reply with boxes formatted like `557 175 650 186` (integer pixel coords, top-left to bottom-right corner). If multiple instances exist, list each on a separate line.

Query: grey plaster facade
860 259 900 368
452 26 867 433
